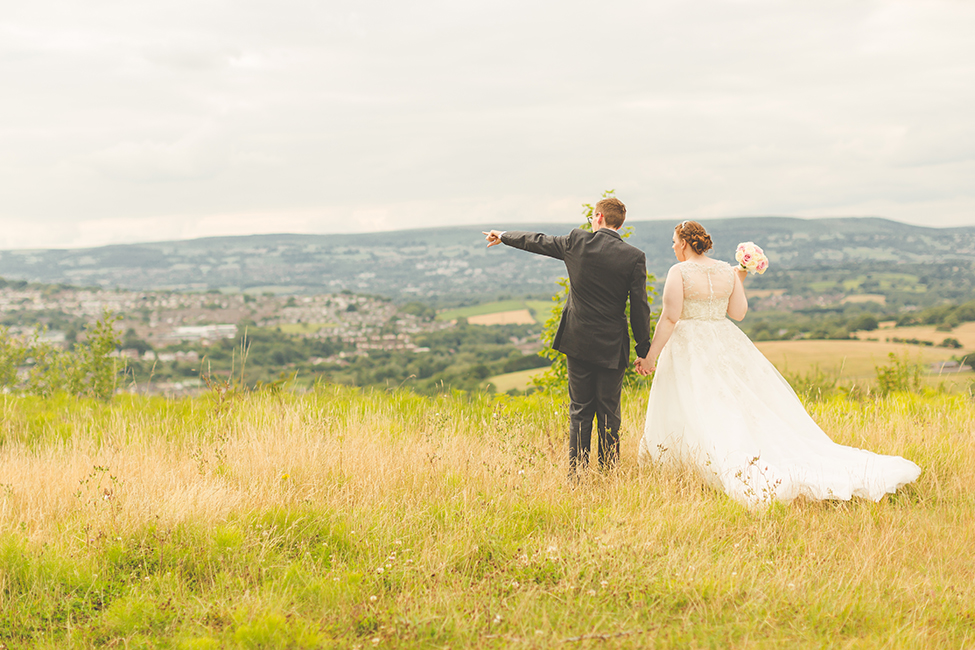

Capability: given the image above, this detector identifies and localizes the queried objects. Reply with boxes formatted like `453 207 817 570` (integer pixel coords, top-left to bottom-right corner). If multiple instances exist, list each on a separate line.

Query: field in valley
489 328 975 394
0 386 973 648
755 339 950 379
866 321 975 349
437 300 554 324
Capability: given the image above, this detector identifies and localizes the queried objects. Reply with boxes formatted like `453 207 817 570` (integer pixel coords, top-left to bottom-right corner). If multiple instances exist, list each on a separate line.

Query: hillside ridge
2 217 973 300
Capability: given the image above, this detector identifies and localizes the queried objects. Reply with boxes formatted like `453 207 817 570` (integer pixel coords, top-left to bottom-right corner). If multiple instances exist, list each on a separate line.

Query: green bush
782 365 840 401
875 352 923 395
0 310 123 400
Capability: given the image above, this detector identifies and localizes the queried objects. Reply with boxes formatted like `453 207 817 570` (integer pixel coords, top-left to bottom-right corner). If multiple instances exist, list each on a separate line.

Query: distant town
0 279 480 395
1 282 456 356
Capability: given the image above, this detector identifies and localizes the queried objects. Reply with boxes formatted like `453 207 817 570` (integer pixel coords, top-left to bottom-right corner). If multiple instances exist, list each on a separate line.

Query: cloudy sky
1 0 973 249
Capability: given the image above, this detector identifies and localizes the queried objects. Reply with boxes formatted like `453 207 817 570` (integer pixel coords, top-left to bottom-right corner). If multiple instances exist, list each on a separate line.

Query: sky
1 0 973 249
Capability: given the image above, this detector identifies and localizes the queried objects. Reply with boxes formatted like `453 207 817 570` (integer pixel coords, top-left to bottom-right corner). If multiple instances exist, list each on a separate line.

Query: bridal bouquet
736 242 769 274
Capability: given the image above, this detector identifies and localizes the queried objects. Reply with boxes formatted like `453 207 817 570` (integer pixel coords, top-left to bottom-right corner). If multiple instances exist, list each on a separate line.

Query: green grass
486 367 547 392
277 322 337 335
437 300 555 322
0 387 972 648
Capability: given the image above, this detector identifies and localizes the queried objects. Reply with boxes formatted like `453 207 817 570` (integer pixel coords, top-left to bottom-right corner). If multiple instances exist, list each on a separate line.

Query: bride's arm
727 268 748 321
638 265 683 373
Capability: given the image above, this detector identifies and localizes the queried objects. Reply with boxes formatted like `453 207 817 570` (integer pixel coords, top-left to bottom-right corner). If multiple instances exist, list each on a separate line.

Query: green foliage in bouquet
531 191 657 393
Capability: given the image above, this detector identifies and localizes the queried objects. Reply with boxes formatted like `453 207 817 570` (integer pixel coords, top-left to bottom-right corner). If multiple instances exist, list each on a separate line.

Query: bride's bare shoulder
666 263 685 277
664 263 685 287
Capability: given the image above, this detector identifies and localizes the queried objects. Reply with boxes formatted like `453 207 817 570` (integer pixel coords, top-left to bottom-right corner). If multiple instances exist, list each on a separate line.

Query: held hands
634 356 655 376
483 230 504 247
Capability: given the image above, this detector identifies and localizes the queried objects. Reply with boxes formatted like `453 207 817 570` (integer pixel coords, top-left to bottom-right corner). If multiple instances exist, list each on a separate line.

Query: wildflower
281 473 290 480
587 589 596 596
511 581 520 588
394 540 402 545
376 567 385 574
600 580 608 587
371 639 381 646
493 614 502 624
369 595 378 602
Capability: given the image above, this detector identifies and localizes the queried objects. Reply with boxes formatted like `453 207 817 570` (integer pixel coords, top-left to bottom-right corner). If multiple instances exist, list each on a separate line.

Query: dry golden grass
0 387 973 648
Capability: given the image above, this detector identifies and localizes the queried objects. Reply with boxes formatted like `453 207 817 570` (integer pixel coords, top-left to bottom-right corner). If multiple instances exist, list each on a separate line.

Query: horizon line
0 214 946 253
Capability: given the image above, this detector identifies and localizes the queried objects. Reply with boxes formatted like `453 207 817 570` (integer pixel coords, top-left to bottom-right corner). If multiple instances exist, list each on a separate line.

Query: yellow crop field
755 339 951 378
842 294 887 305
490 338 965 392
862 321 975 349
467 309 536 325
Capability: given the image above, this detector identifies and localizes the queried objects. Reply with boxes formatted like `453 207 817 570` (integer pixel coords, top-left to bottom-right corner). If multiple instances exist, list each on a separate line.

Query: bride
635 221 921 508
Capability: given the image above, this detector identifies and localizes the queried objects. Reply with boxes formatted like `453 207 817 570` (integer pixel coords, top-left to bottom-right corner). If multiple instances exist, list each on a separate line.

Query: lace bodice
678 260 736 321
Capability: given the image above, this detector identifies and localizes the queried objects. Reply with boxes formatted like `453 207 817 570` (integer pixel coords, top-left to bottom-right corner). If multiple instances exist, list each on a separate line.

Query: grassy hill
0 387 971 648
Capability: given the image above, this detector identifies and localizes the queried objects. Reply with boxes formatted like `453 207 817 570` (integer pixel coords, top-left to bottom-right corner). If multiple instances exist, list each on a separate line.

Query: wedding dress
638 260 921 508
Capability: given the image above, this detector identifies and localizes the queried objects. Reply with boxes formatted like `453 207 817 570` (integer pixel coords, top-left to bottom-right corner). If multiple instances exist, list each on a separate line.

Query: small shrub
1 310 123 399
783 365 839 401
875 352 923 395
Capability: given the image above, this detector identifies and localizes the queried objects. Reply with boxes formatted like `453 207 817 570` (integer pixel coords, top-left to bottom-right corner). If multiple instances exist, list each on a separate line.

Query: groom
484 197 652 472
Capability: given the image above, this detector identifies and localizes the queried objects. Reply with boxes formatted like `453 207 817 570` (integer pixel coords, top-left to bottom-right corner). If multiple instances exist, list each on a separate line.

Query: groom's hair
595 197 626 229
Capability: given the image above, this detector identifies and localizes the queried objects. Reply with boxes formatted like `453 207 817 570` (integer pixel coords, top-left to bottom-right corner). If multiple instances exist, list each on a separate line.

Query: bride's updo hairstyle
675 220 713 255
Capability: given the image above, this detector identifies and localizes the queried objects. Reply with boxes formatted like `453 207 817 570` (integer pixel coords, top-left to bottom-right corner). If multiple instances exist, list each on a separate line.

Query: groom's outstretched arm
484 230 568 261
630 255 652 359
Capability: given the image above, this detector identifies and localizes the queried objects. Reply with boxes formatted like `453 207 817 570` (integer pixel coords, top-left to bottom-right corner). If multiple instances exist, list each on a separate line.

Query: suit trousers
566 355 626 472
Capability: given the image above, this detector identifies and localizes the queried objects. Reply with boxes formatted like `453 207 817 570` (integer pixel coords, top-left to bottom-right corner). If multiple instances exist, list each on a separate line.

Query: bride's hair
675 221 713 255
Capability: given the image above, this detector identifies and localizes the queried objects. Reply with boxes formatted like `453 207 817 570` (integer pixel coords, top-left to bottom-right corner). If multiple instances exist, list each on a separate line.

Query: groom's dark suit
501 228 652 470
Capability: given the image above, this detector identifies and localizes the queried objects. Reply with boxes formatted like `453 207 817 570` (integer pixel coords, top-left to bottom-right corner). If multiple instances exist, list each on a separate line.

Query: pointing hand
483 230 504 247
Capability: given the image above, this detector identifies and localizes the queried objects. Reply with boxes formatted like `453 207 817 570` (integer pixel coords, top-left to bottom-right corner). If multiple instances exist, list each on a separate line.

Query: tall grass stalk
0 387 972 648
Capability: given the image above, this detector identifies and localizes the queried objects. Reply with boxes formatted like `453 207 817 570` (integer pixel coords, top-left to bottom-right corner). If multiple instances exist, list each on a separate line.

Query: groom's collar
595 227 623 240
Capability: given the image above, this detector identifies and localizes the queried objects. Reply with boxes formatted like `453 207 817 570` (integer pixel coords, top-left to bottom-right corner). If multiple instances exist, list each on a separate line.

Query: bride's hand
634 357 655 376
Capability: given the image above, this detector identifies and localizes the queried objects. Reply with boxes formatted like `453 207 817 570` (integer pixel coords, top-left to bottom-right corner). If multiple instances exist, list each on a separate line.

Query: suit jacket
502 228 652 369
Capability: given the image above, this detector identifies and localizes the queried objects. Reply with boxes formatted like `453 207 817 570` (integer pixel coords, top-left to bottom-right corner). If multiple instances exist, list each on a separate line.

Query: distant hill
2 217 975 305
